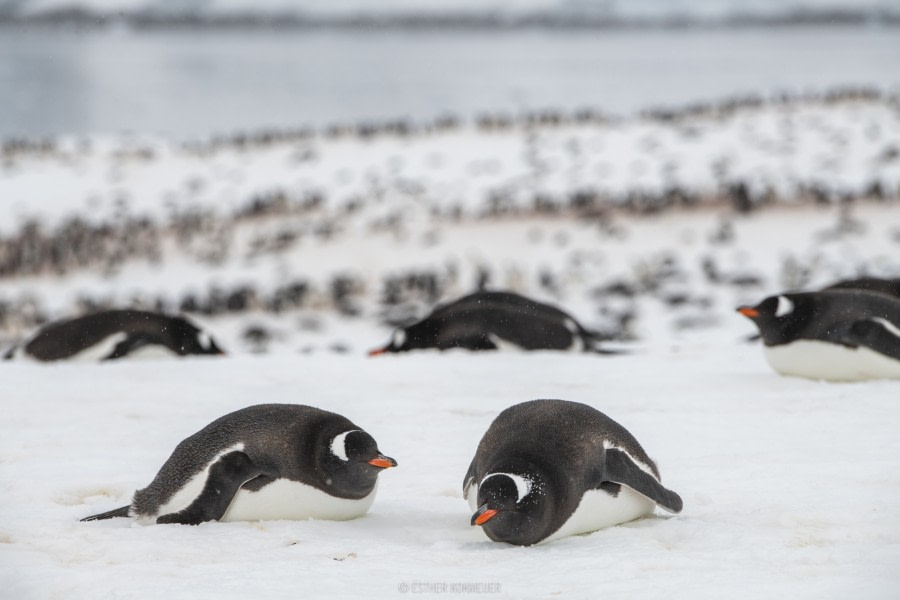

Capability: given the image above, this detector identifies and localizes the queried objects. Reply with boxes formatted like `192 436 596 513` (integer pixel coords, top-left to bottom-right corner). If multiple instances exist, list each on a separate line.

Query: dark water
0 26 897 139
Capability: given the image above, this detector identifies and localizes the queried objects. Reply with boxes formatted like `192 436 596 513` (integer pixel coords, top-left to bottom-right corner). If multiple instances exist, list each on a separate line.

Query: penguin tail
81 505 130 522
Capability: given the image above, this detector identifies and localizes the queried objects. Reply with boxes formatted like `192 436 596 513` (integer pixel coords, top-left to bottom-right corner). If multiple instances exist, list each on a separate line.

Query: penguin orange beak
471 504 498 526
368 347 388 357
367 454 398 469
737 306 759 318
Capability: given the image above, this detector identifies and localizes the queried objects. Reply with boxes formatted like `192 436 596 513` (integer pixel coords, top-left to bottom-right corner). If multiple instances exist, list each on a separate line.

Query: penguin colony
15 278 900 543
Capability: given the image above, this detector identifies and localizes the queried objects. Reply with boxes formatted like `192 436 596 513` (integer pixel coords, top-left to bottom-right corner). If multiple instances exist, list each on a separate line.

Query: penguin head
323 428 397 495
369 327 413 356
471 461 552 546
170 317 226 356
369 316 447 356
737 294 809 345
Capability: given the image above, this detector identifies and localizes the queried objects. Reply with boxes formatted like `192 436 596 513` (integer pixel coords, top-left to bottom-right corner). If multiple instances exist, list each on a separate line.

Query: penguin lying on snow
738 289 900 381
464 399 682 546
3 309 225 362
81 404 397 524
370 291 615 355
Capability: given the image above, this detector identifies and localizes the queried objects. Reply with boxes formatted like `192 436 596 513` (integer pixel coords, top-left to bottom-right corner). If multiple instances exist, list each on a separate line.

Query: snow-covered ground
5 93 898 232
2 94 899 353
2 85 900 598
2 343 899 598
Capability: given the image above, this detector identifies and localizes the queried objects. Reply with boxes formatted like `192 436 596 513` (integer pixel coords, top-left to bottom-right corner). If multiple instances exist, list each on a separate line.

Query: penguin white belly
62 332 129 362
487 334 525 352
221 479 377 522
764 340 900 381
116 344 178 361
542 485 655 544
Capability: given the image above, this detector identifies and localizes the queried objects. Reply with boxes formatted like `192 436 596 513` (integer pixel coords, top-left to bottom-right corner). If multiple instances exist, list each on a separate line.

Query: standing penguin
464 399 682 546
738 289 900 380
3 309 225 362
81 404 397 524
369 291 613 355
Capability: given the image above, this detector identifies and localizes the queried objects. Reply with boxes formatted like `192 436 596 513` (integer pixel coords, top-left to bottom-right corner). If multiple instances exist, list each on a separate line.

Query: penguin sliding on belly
738 289 900 381
81 404 397 524
369 291 616 355
464 399 682 546
4 309 225 362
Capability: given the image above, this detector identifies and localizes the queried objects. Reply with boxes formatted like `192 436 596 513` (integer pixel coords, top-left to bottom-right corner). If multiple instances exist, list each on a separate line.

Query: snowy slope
1 94 899 353
1 344 899 599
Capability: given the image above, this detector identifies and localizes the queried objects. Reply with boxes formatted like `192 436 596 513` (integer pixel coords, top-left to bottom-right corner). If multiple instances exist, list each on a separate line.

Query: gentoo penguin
738 289 900 380
464 399 682 546
3 309 225 362
81 404 397 524
369 291 613 355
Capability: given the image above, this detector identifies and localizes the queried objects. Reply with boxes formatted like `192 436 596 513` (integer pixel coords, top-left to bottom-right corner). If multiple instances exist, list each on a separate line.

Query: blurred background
1 0 899 355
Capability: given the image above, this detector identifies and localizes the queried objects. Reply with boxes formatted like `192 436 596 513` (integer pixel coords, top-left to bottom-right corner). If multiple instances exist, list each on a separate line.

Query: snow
2 47 900 597
4 96 898 235
2 344 899 598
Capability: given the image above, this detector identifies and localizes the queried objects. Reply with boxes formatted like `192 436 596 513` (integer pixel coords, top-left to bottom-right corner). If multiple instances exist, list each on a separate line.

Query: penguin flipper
841 318 900 360
602 448 683 514
157 451 263 525
81 505 131 522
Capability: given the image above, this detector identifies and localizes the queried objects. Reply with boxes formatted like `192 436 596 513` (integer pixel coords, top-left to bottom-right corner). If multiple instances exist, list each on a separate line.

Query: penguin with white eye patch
81 404 397 524
3 309 225 362
738 289 900 381
464 399 683 546
368 291 618 355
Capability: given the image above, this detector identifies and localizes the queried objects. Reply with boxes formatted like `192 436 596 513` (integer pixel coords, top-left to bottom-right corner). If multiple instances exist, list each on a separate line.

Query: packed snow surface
2 343 899 598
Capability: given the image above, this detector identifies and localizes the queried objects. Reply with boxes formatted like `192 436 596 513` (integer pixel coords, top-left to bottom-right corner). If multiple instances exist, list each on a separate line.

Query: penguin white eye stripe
775 295 794 318
871 318 900 338
330 430 360 461
481 472 532 503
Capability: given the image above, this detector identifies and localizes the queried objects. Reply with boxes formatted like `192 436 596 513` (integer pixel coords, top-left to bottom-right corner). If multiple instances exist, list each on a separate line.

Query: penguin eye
392 329 406 347
330 430 360 461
